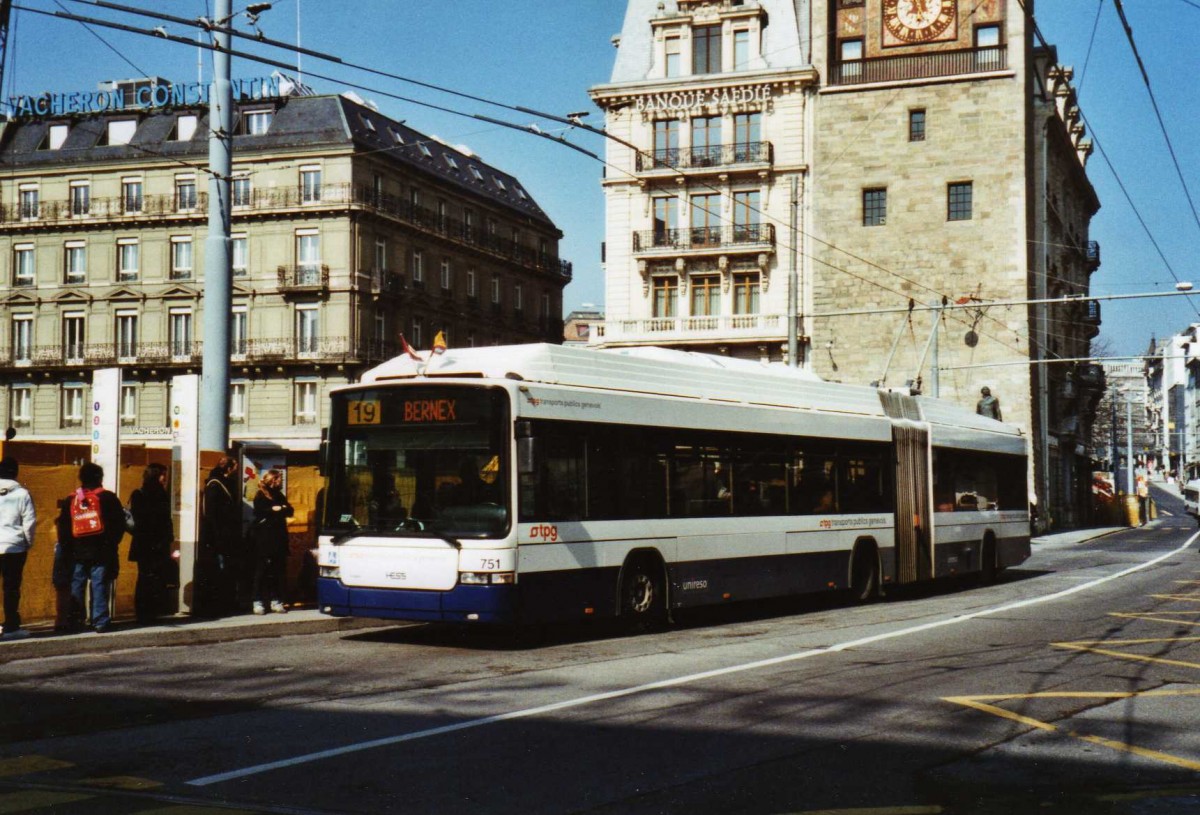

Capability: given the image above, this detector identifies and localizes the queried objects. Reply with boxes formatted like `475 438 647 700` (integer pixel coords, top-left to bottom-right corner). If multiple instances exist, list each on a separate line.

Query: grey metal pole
787 176 799 367
1126 390 1135 496
200 0 233 452
1111 393 1119 488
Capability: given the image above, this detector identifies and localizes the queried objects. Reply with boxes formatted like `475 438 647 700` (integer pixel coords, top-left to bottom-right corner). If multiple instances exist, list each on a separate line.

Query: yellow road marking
788 808 942 815
1097 786 1200 802
133 807 262 815
0 757 72 778
1149 594 1200 602
1053 637 1200 670
1110 612 1200 626
0 791 92 813
1173 581 1200 585
1057 635 1200 646
945 690 1200 772
80 775 163 790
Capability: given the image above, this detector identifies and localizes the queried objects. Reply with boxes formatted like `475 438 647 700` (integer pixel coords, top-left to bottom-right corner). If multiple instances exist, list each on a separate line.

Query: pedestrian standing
0 457 35 641
128 463 174 623
197 457 240 616
52 497 81 632
68 462 126 633
251 468 293 615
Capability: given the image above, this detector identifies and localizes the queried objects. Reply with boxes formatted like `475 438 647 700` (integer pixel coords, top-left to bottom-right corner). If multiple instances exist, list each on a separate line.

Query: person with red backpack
67 462 126 633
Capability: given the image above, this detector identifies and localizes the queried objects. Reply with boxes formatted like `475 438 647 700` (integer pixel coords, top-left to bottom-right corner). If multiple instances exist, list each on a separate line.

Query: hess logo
528 524 559 542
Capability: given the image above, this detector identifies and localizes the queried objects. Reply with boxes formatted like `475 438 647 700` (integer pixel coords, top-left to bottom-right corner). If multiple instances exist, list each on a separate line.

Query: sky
3 0 1197 358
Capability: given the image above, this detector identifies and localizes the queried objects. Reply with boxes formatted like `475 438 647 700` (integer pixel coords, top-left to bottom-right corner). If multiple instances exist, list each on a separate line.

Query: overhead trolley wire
1111 0 1200 241
31 0 1084 366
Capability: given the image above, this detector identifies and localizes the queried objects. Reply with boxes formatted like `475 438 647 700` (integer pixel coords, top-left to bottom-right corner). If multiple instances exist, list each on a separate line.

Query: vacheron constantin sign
883 0 958 46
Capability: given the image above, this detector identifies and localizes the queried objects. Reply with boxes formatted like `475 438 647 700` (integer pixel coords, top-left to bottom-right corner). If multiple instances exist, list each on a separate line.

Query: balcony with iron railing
633 223 775 255
1081 299 1101 339
0 184 572 282
0 183 573 282
831 45 1007 86
0 192 210 226
593 313 786 345
368 268 406 296
277 264 330 292
0 336 406 371
635 141 773 174
0 341 204 370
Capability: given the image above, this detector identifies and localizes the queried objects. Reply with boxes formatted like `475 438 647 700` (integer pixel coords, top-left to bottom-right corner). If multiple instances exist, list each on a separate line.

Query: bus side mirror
518 437 537 475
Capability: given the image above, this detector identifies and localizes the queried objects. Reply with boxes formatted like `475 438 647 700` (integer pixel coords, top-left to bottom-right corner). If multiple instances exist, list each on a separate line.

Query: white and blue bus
317 344 1030 626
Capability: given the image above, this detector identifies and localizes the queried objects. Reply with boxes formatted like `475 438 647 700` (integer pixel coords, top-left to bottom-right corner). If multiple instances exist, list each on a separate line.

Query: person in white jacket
0 457 36 640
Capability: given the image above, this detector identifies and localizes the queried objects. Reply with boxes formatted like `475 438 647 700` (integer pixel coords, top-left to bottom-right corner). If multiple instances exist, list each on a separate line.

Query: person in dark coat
53 497 82 632
197 457 239 616
251 468 293 614
128 463 174 623
68 462 126 633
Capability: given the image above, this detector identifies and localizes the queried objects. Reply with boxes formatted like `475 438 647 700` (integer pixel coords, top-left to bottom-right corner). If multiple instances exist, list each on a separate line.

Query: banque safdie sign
635 83 772 114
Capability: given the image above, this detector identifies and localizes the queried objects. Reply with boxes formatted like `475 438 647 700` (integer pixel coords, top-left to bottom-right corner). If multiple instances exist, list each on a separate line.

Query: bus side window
538 432 585 521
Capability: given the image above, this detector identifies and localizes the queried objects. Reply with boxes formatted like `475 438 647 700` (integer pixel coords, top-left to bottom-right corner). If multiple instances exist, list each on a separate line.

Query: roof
607 0 810 84
357 343 1025 444
0 93 556 229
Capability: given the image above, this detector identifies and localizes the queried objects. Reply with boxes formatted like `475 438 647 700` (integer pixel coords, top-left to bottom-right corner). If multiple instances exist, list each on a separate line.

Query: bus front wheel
619 559 666 630
849 544 880 603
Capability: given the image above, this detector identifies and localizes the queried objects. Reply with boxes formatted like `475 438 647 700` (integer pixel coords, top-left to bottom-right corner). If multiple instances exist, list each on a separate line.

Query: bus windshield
324 386 509 539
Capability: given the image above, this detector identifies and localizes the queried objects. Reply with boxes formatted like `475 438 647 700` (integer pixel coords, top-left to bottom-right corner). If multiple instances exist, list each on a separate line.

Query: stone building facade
0 86 570 457
591 0 1102 527
589 0 817 360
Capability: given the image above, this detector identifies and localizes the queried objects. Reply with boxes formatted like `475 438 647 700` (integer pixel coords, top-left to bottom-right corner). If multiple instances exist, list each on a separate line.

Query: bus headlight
460 572 515 585
320 566 341 579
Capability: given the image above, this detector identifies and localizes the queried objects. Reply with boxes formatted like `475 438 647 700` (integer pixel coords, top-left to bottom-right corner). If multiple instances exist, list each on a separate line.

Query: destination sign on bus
403 398 458 423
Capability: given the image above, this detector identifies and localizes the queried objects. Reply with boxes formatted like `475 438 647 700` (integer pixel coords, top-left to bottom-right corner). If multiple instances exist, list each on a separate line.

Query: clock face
884 0 957 44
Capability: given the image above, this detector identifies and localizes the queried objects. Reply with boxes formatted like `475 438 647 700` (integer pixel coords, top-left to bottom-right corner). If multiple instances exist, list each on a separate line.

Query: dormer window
241 108 273 135
389 128 404 145
173 114 198 141
493 176 507 192
40 123 69 151
360 113 376 132
105 119 137 146
418 142 433 158
469 165 484 182
443 154 459 171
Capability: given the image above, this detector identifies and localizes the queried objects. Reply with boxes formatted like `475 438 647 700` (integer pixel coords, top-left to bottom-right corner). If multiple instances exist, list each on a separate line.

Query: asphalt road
3 492 1200 815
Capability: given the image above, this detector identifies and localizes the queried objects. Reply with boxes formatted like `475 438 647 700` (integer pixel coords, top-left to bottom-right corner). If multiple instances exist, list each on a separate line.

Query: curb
0 612 397 664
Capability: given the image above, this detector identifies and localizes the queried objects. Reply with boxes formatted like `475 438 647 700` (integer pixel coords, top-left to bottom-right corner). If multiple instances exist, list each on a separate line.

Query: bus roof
355 343 1024 442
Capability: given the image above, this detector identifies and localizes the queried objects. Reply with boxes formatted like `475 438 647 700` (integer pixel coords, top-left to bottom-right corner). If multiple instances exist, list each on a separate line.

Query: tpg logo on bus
527 524 559 542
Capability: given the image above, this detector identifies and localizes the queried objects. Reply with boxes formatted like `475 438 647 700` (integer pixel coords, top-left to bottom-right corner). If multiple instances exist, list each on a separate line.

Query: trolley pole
787 176 799 367
199 0 233 453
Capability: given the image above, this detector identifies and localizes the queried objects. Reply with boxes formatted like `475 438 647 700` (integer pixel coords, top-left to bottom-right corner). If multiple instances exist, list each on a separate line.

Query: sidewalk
0 607 394 665
1032 526 1126 547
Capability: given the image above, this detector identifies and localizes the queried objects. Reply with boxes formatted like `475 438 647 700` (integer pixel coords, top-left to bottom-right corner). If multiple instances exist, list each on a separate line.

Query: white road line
186 530 1200 787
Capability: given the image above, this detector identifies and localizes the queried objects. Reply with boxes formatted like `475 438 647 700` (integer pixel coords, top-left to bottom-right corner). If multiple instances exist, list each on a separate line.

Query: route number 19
348 400 381 425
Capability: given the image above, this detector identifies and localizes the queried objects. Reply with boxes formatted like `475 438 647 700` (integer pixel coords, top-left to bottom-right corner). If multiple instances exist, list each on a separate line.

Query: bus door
893 422 933 583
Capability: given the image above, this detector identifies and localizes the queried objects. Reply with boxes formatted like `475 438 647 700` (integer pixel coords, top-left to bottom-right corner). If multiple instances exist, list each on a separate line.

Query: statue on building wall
976 386 1002 421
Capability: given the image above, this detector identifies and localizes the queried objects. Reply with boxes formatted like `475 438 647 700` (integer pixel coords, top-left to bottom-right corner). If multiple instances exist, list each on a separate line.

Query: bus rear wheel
620 559 666 630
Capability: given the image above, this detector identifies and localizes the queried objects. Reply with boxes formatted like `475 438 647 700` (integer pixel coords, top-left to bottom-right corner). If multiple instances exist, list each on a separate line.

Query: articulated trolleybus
318 344 1030 626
